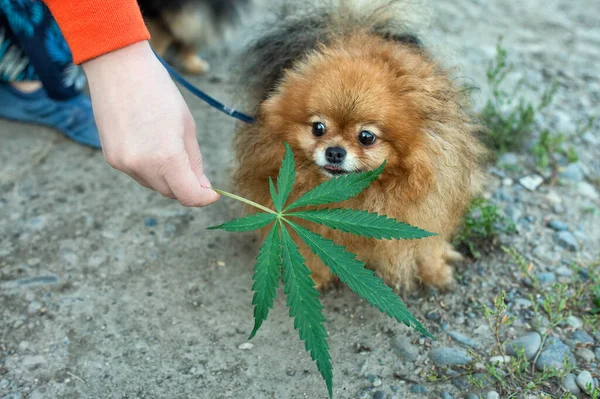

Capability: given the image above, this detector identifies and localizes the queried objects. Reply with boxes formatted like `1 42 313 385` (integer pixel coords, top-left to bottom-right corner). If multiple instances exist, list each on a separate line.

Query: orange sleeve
43 0 150 64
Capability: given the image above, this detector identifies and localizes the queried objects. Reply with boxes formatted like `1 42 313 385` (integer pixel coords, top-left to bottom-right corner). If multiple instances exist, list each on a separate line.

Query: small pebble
583 132 599 145
410 385 427 393
536 338 575 371
572 330 595 344
440 393 454 399
391 336 419 362
451 377 470 390
21 355 46 371
505 332 542 360
576 370 595 394
566 316 584 329
488 355 511 365
372 392 385 399
576 348 596 362
144 217 158 227
425 311 441 321
555 266 574 277
513 298 532 309
446 330 480 349
519 175 544 191
238 342 254 350
429 348 472 366
563 373 581 394
556 231 580 252
487 391 500 399
536 272 556 285
578 182 600 200
27 302 42 315
595 348 600 362
498 152 518 166
547 220 568 231
466 394 479 399
560 163 584 182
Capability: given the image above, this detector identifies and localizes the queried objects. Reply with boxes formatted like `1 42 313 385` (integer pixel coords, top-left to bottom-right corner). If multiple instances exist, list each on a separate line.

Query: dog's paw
181 55 210 75
418 257 456 291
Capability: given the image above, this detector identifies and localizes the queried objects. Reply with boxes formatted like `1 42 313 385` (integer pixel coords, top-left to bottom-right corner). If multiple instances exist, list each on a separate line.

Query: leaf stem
214 189 278 215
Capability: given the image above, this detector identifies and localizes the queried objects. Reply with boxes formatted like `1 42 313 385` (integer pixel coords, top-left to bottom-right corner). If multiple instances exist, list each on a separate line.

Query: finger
164 155 220 207
184 131 213 189
135 171 176 199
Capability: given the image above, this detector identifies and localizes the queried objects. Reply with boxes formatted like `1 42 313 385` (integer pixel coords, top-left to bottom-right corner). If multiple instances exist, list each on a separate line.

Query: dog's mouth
321 164 350 176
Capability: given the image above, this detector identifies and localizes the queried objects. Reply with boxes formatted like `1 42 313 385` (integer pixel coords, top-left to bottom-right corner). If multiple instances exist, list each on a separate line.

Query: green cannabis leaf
209 143 435 398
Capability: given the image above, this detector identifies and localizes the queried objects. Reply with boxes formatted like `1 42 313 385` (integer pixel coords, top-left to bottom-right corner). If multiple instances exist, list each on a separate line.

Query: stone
488 355 511 365
466 394 479 399
519 175 544 191
572 330 595 344
487 391 500 399
391 336 419 362
536 272 556 285
578 182 600 200
26 216 47 231
595 348 600 361
27 302 42 315
1 393 22 399
371 376 382 388
560 163 584 182
583 132 599 145
410 385 427 393
425 311 441 321
498 153 518 167
555 266 574 277
556 231 579 252
576 370 595 394
372 392 385 399
446 331 480 349
505 332 542 360
535 338 575 371
547 220 568 231
566 316 584 329
451 377 470 390
473 373 493 387
144 217 158 227
513 298 532 309
440 393 454 399
237 342 254 350
576 348 596 362
563 373 580 394
21 355 46 370
429 348 472 366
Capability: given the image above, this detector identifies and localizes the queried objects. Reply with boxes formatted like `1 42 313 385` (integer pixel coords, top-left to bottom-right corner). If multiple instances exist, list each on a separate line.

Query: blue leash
154 52 255 124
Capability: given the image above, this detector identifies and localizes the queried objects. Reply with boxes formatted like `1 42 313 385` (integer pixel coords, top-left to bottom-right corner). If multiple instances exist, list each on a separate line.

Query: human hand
82 41 219 207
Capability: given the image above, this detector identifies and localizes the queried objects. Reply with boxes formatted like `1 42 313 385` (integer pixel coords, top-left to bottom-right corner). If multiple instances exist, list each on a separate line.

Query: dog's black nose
325 146 346 164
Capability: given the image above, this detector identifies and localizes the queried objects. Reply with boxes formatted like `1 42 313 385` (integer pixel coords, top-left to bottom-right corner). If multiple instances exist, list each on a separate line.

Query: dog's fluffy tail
235 0 431 111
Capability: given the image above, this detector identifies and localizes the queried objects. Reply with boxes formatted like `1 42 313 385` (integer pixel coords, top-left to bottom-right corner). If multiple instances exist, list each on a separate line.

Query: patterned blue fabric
0 0 85 99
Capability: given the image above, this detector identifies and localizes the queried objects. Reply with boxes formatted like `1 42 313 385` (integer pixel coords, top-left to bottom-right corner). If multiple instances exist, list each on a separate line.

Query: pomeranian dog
137 0 250 74
234 0 486 292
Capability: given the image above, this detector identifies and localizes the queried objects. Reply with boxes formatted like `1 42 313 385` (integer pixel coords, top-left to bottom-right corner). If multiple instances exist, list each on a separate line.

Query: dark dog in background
138 0 250 74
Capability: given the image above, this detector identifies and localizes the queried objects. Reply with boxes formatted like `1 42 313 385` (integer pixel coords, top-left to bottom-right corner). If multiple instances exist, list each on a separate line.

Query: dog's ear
379 32 422 48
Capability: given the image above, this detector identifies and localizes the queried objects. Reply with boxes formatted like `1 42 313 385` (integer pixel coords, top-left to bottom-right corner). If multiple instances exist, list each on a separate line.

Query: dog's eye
312 122 326 137
358 130 376 146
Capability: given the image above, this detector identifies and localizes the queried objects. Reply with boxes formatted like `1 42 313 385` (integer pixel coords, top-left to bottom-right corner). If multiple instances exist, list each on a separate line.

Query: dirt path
1 1 599 398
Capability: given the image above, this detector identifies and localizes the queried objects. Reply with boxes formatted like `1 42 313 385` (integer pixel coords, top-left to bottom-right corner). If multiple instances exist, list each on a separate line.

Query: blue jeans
0 0 85 100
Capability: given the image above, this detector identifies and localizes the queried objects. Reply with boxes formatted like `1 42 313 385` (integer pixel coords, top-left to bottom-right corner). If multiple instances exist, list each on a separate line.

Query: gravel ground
1 1 599 398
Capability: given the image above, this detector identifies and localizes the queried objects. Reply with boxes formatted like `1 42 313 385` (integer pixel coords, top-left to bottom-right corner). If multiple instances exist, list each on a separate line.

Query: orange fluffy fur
235 30 486 292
